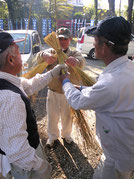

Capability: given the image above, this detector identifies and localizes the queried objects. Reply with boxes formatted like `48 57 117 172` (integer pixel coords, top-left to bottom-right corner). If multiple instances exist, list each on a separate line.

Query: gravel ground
33 87 102 179
31 65 102 179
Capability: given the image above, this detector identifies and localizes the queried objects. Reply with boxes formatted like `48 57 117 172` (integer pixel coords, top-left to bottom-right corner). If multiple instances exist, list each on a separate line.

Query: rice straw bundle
22 62 48 79
44 32 67 65
72 66 96 86
71 108 101 150
44 31 100 149
45 32 96 86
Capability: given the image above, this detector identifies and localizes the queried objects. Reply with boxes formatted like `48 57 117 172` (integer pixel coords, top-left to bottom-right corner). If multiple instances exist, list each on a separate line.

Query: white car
128 34 134 59
76 27 96 59
6 30 42 73
76 27 134 60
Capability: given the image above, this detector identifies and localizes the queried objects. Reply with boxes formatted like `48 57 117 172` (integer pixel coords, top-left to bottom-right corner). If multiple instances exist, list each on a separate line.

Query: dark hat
90 16 131 45
56 28 71 38
0 31 25 54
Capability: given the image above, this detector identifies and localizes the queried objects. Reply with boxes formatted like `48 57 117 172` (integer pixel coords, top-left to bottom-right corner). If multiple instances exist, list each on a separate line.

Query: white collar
103 55 129 73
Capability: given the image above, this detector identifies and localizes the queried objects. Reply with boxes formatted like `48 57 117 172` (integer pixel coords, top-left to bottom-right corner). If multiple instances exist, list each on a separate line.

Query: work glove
42 52 57 64
50 64 68 78
36 51 57 64
65 56 80 67
37 160 52 179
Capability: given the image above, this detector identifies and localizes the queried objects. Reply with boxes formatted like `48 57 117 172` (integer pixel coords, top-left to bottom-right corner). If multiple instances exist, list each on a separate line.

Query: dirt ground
33 88 101 179
30 65 102 179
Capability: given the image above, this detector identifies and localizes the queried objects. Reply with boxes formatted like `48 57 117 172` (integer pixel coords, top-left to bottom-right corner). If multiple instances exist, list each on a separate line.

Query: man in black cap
0 31 68 178
59 16 134 179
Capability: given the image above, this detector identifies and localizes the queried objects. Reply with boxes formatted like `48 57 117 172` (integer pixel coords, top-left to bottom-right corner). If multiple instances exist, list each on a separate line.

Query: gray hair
0 45 16 69
97 36 128 56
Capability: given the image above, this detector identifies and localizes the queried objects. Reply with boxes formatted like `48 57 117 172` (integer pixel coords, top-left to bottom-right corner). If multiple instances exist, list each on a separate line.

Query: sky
83 0 128 10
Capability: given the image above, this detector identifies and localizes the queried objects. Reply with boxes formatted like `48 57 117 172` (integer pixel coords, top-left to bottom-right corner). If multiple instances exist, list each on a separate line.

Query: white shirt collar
103 55 129 73
0 72 21 88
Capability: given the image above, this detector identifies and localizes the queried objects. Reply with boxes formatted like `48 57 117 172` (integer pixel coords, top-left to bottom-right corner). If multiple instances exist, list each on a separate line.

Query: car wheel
88 48 96 60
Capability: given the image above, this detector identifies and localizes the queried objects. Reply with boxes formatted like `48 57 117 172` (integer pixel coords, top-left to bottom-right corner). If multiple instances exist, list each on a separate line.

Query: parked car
128 34 134 59
76 27 134 60
76 26 96 60
6 30 42 74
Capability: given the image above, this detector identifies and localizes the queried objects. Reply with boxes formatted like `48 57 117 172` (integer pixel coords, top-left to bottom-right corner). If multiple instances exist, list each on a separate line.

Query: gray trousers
6 143 51 179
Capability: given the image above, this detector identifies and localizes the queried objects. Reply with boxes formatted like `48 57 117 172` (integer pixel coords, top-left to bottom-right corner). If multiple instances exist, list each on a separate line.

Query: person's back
60 16 134 179
95 57 134 157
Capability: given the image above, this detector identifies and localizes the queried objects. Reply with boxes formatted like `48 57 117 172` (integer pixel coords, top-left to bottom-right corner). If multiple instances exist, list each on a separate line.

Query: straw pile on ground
22 31 101 151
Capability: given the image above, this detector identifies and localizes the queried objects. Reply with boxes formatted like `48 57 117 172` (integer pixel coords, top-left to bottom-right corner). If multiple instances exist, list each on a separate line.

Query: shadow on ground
42 139 94 179
32 86 48 121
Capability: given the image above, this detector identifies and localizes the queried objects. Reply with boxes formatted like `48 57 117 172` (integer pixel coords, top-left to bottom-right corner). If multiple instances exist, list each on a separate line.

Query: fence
0 18 95 37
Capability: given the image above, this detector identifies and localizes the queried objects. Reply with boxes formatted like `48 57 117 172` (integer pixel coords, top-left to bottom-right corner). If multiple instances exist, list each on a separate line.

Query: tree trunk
119 0 121 16
94 0 98 25
5 0 16 29
127 0 133 25
108 0 115 16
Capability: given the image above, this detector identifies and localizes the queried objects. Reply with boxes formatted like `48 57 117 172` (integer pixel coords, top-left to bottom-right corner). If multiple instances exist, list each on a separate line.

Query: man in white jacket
60 17 134 179
0 31 67 179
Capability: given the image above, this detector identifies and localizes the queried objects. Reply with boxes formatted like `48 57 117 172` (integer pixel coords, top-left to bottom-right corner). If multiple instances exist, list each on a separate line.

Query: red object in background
56 20 72 30
78 34 84 43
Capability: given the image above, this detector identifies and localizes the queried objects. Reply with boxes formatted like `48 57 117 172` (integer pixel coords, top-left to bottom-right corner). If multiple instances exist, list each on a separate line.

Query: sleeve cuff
80 86 83 91
62 78 70 86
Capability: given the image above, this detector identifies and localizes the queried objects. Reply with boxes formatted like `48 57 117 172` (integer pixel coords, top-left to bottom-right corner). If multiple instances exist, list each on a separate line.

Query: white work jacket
62 55 134 171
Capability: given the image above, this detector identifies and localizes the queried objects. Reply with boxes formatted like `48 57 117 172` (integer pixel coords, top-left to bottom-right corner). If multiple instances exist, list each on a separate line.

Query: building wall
67 0 84 6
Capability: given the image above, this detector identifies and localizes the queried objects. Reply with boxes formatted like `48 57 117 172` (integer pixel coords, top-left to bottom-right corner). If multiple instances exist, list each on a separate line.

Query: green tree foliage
47 0 73 30
83 1 95 22
49 0 73 19
0 1 8 19
73 12 84 19
83 0 109 24
3 0 73 30
0 0 8 29
5 0 27 29
2 0 49 29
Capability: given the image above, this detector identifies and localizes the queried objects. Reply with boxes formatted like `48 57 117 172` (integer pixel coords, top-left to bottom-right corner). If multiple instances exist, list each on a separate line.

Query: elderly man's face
12 43 22 74
59 37 71 50
93 36 103 60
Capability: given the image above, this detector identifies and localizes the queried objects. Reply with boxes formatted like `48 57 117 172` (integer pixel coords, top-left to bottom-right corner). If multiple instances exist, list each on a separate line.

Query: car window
32 33 40 47
11 33 31 54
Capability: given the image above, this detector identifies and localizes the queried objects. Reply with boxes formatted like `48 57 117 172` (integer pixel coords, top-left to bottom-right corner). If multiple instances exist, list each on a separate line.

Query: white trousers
47 90 72 140
93 154 131 179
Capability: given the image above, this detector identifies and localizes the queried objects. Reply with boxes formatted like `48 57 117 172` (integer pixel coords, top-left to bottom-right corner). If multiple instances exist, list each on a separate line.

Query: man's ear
7 55 14 65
